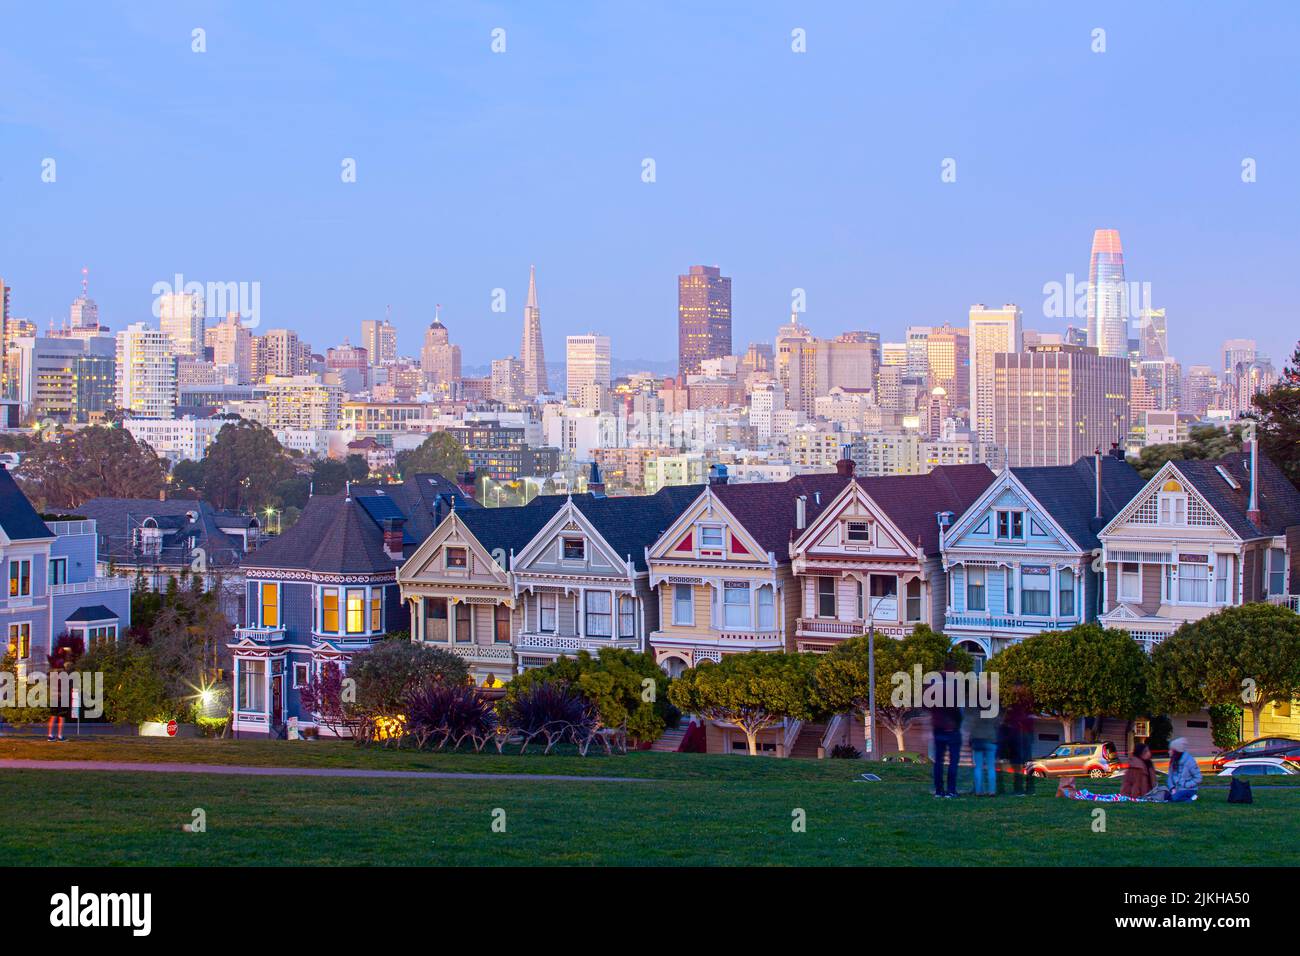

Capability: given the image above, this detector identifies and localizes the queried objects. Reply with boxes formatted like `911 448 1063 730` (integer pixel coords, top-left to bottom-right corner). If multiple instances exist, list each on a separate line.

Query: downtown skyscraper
520 265 548 397
969 303 1022 443
1086 228 1129 359
677 265 732 377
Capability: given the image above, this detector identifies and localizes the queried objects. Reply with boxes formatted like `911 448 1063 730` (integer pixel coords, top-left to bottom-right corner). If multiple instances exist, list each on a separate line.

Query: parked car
1216 757 1299 777
1026 741 1118 779
1210 737 1300 771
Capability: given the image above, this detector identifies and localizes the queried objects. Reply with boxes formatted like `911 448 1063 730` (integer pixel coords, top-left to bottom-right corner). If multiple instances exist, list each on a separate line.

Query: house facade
790 463 996 656
647 468 853 676
1 468 131 668
1097 450 1300 651
942 453 1146 660
229 474 471 737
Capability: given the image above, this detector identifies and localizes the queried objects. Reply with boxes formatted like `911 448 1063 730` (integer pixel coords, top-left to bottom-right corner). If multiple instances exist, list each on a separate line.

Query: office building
1086 229 1129 359
968 303 1022 443
677 265 732 376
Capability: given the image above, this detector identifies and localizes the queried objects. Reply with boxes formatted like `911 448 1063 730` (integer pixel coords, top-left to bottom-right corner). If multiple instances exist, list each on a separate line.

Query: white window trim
672 584 694 626
8 557 33 598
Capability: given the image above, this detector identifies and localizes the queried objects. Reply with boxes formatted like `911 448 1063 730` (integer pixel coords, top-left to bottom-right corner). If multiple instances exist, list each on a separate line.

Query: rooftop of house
712 471 856 561
1012 455 1148 551
77 497 251 568
852 463 997 556
1171 451 1300 539
0 468 55 542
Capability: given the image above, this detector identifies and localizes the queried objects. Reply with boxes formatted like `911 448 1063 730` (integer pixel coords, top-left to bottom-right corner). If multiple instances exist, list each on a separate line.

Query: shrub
196 715 229 738
405 682 498 752
830 743 862 759
498 681 598 754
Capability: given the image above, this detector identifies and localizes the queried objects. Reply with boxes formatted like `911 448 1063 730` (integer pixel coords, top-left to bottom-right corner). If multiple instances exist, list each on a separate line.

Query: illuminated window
321 588 339 633
7 623 31 659
1158 479 1187 526
346 589 365 633
8 559 31 597
260 582 279 628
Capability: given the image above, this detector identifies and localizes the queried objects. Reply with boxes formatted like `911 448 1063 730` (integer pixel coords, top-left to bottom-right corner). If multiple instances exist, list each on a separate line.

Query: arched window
1157 478 1187 526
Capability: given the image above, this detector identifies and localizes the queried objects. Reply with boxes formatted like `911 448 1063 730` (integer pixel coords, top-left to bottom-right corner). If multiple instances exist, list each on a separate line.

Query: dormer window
1158 479 1187 526
995 510 1024 540
845 520 872 544
699 526 725 552
562 537 585 561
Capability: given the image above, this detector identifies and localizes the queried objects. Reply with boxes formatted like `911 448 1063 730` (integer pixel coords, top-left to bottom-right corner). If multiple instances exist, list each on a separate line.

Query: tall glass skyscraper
1086 228 1129 359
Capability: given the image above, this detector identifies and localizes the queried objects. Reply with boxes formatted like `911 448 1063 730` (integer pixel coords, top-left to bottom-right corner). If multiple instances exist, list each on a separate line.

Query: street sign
166 719 178 737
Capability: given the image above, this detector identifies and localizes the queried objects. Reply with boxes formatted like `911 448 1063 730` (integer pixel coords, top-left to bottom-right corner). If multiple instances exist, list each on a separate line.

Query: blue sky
2 0 1298 371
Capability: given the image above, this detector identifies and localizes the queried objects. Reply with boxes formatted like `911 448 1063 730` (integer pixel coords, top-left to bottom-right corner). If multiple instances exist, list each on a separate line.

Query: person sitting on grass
1121 741 1158 798
1165 737 1202 802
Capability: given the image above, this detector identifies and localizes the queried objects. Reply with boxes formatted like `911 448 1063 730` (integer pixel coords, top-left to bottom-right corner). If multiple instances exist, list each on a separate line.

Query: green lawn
0 737 1291 865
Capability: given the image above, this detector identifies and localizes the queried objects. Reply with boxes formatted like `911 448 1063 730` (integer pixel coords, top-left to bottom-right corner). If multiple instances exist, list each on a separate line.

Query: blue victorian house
229 474 475 737
940 451 1146 663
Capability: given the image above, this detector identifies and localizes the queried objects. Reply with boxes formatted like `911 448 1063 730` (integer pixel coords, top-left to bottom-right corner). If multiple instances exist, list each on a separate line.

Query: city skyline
3 3 1298 370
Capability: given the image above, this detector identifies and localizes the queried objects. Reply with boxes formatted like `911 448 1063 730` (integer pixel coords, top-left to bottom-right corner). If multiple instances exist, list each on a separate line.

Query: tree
1253 339 1300 486
1129 423 1244 480
989 623 1149 742
76 642 170 725
394 432 470 483
814 624 972 753
346 639 469 718
311 458 350 496
345 453 370 483
505 648 676 747
1150 603 1300 739
15 425 166 509
202 419 295 511
169 459 205 499
667 651 818 755
271 476 310 511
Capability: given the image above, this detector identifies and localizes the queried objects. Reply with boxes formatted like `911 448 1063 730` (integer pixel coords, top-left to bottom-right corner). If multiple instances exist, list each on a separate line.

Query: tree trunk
745 728 758 755
893 726 906 751
1061 717 1073 743
1251 702 1263 739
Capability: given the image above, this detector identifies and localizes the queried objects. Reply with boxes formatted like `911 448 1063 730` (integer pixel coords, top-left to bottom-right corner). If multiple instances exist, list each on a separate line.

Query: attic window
699 526 725 551
445 547 468 569
846 520 872 543
562 537 585 561
1214 465 1241 490
1158 480 1187 526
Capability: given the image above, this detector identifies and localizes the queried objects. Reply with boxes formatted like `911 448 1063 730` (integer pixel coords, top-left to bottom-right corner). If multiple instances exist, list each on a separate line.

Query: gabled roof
851 464 996 557
63 604 118 623
0 468 54 541
711 473 854 561
569 485 706 571
78 497 247 568
454 495 568 570
1012 455 1147 551
1174 452 1300 539
353 473 478 543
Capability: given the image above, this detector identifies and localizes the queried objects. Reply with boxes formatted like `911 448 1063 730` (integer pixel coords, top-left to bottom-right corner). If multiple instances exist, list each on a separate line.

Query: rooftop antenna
81 266 89 298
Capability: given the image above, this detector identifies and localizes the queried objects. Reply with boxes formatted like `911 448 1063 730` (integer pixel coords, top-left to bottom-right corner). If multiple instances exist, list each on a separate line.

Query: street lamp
865 593 891 762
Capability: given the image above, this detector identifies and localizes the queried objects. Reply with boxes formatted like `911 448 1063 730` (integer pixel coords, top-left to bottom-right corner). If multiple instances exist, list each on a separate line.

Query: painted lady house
397 494 565 687
941 451 1146 662
647 465 854 685
509 473 704 671
1 468 131 669
1097 445 1300 746
789 461 996 656
229 475 473 737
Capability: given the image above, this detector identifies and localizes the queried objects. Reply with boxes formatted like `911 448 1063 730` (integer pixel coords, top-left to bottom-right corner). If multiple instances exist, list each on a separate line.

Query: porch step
790 723 827 759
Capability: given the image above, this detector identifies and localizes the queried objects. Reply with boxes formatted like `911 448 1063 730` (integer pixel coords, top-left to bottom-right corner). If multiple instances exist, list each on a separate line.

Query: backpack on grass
1227 776 1253 804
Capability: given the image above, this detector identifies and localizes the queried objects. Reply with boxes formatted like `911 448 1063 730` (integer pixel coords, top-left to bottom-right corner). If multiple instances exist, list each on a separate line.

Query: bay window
618 595 636 637
1215 554 1233 603
345 588 366 634
455 604 472 642
320 588 339 633
494 603 511 642
1020 567 1050 616
757 585 775 630
1268 548 1286 596
966 567 986 611
1058 572 1075 618
672 584 693 626
585 591 613 637
724 582 751 629
1176 561 1210 604
539 592 557 632
260 582 279 628
370 590 384 633
905 579 922 622
238 659 266 711
1118 563 1141 602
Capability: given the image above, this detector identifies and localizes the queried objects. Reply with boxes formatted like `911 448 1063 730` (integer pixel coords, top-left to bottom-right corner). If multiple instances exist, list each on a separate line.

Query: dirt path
0 758 649 783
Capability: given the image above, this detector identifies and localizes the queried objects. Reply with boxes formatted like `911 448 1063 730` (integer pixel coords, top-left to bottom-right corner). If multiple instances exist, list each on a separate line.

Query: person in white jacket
1166 737 1202 801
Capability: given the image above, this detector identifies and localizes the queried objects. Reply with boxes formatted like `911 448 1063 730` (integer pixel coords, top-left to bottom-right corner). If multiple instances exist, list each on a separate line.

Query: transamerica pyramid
520 264 548 397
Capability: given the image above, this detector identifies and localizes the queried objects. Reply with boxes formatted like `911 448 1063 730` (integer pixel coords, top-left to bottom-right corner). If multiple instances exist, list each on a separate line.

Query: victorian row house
229 474 473 737
941 452 1146 663
1 468 132 670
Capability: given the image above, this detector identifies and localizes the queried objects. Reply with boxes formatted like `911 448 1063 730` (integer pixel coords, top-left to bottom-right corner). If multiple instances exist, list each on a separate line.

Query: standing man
930 664 963 798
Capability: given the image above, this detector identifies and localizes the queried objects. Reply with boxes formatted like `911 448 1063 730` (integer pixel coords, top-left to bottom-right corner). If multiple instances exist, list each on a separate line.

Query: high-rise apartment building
115 322 178 419
257 375 342 430
566 333 611 407
209 313 253 384
361 317 398 367
925 323 971 410
1086 229 1129 358
1137 307 1167 361
520 265 548 397
969 303 1022 443
421 310 462 392
16 335 115 421
992 343 1130 467
158 292 206 359
490 357 524 402
1183 365 1217 417
1222 338 1257 377
0 278 12 399
254 328 312 381
677 265 732 376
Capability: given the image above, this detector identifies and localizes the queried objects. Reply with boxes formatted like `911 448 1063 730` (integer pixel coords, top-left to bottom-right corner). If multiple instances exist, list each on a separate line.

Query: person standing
966 703 999 795
1166 737 1202 802
930 669 963 798
999 682 1037 796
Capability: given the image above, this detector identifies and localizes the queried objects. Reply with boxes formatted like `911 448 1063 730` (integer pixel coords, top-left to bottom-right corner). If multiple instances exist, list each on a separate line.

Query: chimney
1247 439 1262 527
382 516 405 560
588 460 606 498
936 511 954 548
795 495 807 530
1094 448 1103 520
708 463 729 486
836 444 856 477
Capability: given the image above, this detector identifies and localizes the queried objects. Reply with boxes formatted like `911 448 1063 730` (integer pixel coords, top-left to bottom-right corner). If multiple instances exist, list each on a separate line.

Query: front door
271 674 283 724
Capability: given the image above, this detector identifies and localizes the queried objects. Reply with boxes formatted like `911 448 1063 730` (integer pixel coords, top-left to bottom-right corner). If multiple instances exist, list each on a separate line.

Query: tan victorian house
647 467 854 676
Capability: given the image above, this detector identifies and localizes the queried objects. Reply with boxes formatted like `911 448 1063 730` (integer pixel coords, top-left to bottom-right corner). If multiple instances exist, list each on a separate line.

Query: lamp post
866 593 890 762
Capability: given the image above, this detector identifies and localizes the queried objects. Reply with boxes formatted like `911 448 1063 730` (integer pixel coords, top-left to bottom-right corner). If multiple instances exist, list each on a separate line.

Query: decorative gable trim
790 481 918 561
1099 461 1237 541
